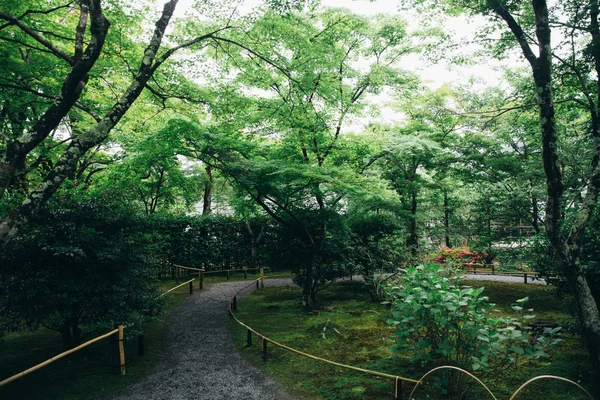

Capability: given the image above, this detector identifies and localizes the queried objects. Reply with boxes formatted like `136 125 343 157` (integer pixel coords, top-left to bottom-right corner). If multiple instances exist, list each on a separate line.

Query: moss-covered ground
230 280 593 399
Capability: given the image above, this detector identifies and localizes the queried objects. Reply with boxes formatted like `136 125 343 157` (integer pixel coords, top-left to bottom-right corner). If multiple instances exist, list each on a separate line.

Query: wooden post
227 270 230 280
176 266 180 284
393 377 403 400
247 329 252 347
262 337 268 361
260 267 265 288
112 325 125 375
256 280 259 290
244 268 247 279
473 265 477 275
189 280 193 294
492 264 495 274
200 270 204 290
524 273 528 284
233 296 237 311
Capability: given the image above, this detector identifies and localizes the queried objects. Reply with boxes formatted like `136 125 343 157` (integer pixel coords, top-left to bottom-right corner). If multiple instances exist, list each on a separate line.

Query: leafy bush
383 265 560 397
434 247 487 268
0 197 165 349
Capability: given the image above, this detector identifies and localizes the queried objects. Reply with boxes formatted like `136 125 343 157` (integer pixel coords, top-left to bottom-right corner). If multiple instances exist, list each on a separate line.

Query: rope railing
229 276 594 400
0 326 125 388
1 277 197 389
228 277 420 399
161 278 195 296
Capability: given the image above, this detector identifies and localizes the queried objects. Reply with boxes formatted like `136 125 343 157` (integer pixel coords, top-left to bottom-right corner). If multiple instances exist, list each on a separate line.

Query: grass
0 278 193 400
230 279 593 400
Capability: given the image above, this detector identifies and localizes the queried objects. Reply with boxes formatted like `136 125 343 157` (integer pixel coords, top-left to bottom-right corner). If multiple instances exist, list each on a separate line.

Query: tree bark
444 190 451 248
406 189 418 255
202 165 214 215
494 1 600 395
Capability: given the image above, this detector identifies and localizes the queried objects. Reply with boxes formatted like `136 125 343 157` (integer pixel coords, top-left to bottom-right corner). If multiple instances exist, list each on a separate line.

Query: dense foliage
0 196 164 349
0 0 599 392
383 265 561 396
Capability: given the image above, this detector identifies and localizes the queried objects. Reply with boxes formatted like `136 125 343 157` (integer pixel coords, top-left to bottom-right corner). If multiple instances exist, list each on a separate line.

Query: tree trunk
406 190 418 255
493 1 600 396
302 248 319 309
444 190 451 248
58 318 81 351
202 165 214 215
59 324 73 351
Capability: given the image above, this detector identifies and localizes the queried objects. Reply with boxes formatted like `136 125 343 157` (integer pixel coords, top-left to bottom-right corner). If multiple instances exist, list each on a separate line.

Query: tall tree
401 0 600 393
0 0 296 244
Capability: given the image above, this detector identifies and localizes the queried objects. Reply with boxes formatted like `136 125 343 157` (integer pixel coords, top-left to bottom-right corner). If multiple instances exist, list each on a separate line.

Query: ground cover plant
0 278 191 400
230 280 592 399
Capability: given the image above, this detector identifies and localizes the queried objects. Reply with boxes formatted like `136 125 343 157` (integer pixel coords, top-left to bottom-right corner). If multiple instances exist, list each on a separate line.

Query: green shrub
383 265 561 397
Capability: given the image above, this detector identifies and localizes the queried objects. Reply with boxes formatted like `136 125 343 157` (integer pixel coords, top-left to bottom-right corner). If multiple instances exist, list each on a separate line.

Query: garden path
105 273 542 400
105 278 295 400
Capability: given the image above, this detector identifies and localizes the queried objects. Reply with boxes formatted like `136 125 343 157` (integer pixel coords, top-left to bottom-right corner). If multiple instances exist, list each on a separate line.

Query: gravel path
464 274 547 285
106 278 294 400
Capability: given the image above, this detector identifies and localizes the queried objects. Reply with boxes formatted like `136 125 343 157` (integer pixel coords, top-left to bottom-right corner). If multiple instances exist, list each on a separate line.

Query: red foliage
434 247 488 267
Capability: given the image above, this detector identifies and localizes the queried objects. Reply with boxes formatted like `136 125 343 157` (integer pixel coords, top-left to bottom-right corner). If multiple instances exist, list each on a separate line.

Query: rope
229 278 420 384
161 278 195 296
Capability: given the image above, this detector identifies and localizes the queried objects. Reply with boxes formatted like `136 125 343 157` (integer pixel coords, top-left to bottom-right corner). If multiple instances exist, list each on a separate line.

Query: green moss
231 280 593 400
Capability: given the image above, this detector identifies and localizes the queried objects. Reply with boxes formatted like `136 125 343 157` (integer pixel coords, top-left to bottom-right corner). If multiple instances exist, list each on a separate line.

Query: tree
400 0 600 393
195 7 418 307
0 0 293 244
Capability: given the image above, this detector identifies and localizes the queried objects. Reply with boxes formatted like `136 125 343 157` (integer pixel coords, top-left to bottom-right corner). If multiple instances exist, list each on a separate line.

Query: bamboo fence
1 278 197 388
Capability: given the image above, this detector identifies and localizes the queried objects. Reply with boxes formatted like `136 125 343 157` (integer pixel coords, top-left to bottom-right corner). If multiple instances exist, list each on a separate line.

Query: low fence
173 264 265 289
463 263 545 284
228 278 420 399
229 277 594 400
0 278 196 389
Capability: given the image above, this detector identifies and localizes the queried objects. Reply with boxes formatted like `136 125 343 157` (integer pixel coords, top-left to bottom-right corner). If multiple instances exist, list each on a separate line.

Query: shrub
434 247 487 268
383 265 560 397
0 197 165 350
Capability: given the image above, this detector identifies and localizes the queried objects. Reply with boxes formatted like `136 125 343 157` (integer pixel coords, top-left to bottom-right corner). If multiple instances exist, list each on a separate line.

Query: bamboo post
189 280 193 294
262 337 268 361
200 270 204 290
260 267 265 288
247 329 252 347
112 325 125 375
394 377 403 400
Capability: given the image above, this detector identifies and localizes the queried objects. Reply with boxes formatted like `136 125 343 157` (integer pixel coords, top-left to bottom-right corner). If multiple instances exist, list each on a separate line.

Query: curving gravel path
106 278 294 400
